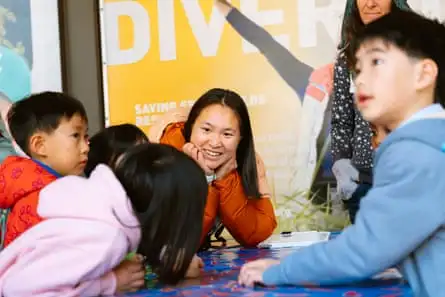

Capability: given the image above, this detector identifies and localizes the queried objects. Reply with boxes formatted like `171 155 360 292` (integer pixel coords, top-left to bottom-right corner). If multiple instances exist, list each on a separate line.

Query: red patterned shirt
0 156 57 247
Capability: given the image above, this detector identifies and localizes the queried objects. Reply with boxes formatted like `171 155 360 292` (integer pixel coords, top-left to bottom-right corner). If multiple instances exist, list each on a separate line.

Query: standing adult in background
331 0 410 223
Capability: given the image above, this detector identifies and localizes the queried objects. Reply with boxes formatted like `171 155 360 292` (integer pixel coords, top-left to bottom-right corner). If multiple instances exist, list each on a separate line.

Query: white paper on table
258 231 330 249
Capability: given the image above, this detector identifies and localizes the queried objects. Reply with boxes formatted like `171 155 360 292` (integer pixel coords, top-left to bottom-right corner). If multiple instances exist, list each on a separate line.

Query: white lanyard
349 74 356 94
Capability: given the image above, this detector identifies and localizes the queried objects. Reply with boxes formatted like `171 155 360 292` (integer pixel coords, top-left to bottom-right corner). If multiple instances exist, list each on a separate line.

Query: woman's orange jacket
150 108 277 247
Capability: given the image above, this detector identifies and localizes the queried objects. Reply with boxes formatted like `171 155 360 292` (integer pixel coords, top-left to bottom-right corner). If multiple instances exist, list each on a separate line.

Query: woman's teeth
204 150 222 157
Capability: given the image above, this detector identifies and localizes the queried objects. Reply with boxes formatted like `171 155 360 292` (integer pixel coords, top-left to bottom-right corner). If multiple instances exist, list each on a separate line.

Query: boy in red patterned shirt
0 92 89 247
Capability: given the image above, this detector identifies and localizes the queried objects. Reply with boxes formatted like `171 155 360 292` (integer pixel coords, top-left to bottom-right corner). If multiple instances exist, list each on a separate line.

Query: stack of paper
258 231 330 249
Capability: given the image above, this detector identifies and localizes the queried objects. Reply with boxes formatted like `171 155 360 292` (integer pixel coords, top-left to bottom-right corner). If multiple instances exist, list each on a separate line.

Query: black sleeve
330 55 355 162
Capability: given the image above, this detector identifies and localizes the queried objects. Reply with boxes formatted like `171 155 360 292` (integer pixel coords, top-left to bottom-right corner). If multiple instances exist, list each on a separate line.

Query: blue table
126 247 413 297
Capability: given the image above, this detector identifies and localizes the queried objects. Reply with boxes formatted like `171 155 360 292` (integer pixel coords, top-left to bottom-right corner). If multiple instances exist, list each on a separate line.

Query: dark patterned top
331 54 373 184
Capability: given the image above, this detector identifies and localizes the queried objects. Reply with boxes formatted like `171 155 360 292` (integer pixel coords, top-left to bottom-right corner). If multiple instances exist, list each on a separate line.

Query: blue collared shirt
32 159 62 178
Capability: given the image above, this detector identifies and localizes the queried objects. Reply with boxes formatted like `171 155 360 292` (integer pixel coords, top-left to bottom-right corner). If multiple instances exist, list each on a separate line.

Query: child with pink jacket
0 143 208 296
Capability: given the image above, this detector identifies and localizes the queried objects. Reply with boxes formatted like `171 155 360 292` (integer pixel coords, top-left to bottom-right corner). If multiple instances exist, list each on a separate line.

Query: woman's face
356 0 392 24
190 104 241 170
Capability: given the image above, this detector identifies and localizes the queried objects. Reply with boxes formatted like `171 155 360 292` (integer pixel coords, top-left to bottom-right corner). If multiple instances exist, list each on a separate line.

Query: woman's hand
183 143 214 175
215 155 237 180
215 0 233 17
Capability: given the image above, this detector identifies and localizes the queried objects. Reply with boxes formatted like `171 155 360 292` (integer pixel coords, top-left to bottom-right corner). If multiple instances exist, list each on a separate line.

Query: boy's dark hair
114 143 207 284
183 88 261 198
339 0 411 69
353 10 445 106
85 124 148 176
7 91 88 155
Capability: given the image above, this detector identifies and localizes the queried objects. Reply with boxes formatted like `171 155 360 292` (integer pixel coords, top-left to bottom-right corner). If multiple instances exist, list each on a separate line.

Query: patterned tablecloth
126 247 413 297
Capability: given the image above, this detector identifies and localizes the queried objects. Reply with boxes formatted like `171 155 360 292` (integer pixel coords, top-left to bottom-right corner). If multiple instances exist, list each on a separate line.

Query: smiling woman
149 88 277 250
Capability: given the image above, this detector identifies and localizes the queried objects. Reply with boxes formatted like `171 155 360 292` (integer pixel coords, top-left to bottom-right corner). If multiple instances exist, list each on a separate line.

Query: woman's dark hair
114 143 207 284
84 124 148 176
338 0 410 69
183 88 261 198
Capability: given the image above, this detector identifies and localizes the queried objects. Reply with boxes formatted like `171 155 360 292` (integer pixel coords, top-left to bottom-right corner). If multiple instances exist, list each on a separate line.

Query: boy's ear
28 132 48 158
415 58 438 92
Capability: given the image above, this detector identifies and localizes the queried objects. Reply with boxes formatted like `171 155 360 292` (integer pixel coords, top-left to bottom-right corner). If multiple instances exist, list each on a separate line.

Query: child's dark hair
85 124 148 176
7 91 87 155
353 10 445 106
183 88 261 198
338 0 411 69
114 143 207 284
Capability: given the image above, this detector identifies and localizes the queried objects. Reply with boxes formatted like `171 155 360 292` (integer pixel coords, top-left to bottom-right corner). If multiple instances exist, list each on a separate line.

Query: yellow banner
100 0 444 231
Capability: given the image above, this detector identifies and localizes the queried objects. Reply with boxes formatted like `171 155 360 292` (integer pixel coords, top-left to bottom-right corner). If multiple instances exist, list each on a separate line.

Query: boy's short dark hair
7 91 88 155
353 10 445 106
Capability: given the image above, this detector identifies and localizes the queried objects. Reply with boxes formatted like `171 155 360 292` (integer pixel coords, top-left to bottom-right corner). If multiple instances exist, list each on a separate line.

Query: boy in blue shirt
238 10 445 297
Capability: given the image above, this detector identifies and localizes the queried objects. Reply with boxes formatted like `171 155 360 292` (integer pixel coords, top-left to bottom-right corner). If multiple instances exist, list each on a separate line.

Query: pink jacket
0 165 141 297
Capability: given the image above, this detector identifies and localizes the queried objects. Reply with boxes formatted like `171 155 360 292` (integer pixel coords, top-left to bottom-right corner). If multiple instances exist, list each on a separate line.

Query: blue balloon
0 45 32 162
0 45 31 102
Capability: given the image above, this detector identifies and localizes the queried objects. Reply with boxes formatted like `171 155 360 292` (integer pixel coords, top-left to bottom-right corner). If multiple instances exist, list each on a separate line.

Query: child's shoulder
0 157 57 200
1 156 56 178
1 156 42 176
2 155 31 166
385 118 445 149
375 118 445 169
